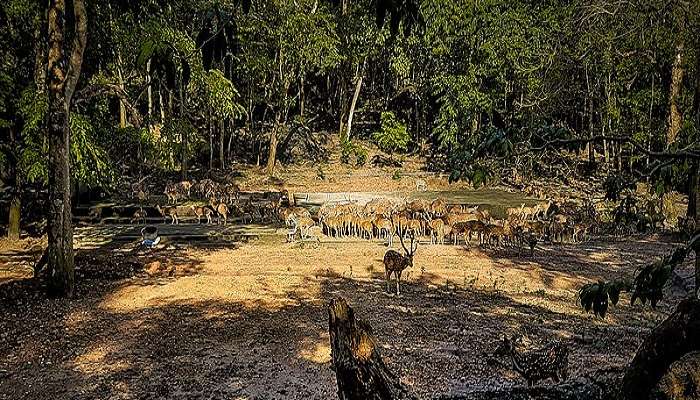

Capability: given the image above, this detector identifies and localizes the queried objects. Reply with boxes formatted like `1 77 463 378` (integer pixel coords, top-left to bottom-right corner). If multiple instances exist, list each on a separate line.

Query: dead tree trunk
328 298 418 400
621 298 700 400
46 0 87 297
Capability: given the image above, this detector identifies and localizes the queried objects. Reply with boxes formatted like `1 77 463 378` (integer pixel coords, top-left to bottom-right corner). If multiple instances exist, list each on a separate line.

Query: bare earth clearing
0 229 691 400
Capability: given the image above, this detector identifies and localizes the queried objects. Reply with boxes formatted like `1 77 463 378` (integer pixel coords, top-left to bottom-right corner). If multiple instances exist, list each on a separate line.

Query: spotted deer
155 204 179 224
493 335 569 387
190 205 213 224
213 202 229 225
429 218 446 244
383 232 418 295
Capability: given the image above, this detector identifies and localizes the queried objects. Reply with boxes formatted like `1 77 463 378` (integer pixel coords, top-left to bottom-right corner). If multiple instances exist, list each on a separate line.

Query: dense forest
2 0 699 203
1 1 700 399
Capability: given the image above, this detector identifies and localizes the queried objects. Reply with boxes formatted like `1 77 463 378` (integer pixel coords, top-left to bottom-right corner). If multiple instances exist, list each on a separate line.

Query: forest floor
0 229 693 400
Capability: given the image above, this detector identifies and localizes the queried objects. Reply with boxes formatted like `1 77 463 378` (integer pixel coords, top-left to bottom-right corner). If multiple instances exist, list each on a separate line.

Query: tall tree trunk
339 82 348 137
345 70 364 141
208 109 213 170
45 0 87 297
689 161 699 221
7 127 20 240
8 189 21 240
588 96 595 163
267 111 280 175
219 119 225 169
159 83 166 123
299 76 305 118
180 75 188 180
667 42 685 147
147 59 153 124
117 51 127 129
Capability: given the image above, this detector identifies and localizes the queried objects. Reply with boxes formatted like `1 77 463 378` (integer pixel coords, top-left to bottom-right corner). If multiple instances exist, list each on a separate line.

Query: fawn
493 335 569 387
383 231 418 295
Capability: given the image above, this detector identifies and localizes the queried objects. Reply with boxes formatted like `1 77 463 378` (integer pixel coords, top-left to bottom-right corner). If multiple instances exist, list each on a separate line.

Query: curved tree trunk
328 298 418 400
45 0 87 297
621 298 700 400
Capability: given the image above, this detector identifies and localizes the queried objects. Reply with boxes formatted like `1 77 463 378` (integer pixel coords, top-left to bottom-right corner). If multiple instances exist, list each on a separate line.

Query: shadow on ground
0 235 688 400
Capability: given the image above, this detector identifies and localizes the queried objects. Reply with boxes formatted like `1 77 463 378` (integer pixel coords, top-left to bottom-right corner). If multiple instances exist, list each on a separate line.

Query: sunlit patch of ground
0 233 690 399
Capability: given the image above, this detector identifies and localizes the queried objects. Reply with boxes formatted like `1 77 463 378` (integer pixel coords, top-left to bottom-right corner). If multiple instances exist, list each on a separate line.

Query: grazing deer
130 208 147 225
383 232 418 295
373 216 393 246
155 205 179 224
493 335 569 387
190 205 213 224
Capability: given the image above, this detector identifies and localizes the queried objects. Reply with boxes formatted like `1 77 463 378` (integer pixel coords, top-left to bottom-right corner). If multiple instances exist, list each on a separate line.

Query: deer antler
407 230 418 256
398 223 410 255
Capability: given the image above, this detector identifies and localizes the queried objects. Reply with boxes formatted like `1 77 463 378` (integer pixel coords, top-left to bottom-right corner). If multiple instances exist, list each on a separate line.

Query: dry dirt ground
0 231 693 400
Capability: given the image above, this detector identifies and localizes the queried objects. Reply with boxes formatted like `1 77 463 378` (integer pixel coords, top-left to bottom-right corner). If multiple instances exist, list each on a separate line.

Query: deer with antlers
383 231 418 295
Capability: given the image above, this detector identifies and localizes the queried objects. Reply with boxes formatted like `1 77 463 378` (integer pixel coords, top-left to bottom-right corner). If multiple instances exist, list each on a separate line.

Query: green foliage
373 112 409 155
161 117 199 170
392 169 402 180
631 247 689 308
578 280 626 318
354 145 368 166
17 87 48 184
203 69 245 120
340 138 368 166
69 114 116 188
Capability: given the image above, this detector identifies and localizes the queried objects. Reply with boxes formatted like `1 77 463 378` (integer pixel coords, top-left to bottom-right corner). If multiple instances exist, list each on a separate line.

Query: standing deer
214 202 229 225
155 204 179 224
383 232 418 295
190 205 213 224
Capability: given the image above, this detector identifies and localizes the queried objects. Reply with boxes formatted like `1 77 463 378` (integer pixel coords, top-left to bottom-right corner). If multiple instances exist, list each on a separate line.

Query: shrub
373 112 410 158
354 145 368 166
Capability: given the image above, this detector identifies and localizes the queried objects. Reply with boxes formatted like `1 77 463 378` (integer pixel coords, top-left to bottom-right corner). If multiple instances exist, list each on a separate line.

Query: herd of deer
130 179 284 226
306 197 598 250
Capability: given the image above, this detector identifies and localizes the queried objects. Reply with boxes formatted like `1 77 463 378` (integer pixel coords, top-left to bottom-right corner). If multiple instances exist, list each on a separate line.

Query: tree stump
622 298 700 400
652 351 700 400
328 298 417 400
